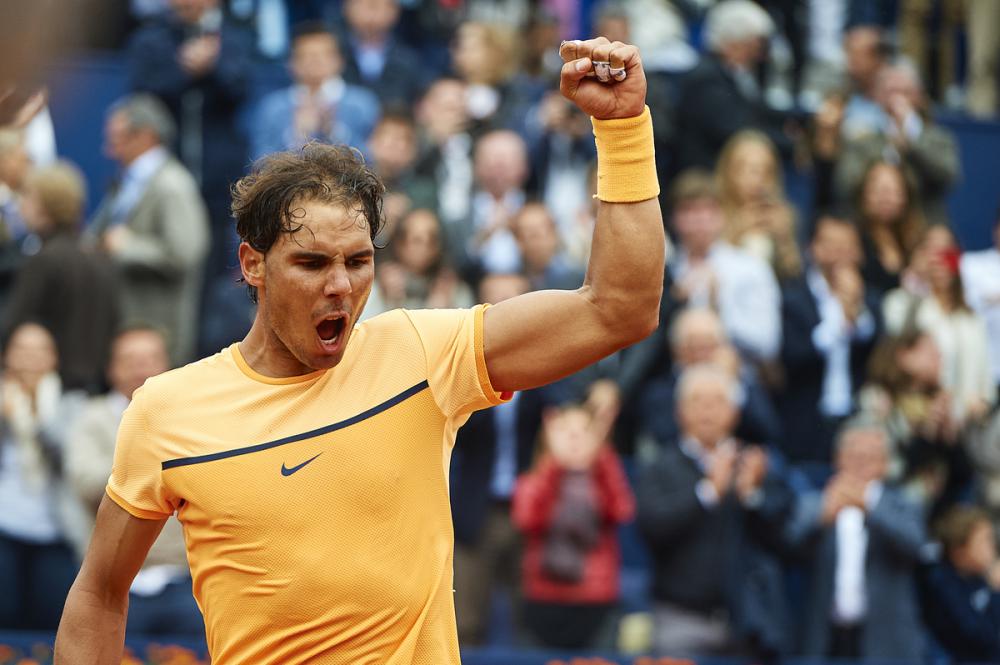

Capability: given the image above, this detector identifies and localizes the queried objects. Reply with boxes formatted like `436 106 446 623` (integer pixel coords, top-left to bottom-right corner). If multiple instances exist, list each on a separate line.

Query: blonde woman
715 130 802 281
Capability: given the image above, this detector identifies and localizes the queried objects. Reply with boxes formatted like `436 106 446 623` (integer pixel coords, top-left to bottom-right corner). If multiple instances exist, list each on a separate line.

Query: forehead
272 200 373 254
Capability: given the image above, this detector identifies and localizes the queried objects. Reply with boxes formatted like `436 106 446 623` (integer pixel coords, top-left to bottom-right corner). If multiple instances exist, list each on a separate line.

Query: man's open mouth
316 316 347 348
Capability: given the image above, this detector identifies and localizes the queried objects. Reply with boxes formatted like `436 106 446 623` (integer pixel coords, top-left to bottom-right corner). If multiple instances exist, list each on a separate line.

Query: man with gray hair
672 0 793 173
89 93 210 366
637 362 792 659
786 418 926 660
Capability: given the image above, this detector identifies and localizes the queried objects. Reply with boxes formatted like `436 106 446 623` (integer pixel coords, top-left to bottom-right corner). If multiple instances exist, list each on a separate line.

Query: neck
240 317 316 378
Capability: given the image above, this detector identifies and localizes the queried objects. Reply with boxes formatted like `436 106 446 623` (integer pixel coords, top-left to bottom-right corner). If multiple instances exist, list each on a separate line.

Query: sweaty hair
231 143 385 302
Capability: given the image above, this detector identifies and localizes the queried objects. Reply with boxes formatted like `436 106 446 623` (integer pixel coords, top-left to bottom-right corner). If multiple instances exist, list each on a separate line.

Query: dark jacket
640 367 782 448
341 35 428 108
919 559 1000 663
450 389 545 546
4 232 119 392
786 485 927 661
126 14 255 206
672 53 791 174
636 440 793 654
777 275 881 463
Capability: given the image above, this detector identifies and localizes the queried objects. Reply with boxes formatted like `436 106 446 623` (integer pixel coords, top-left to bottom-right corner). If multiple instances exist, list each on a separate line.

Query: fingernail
575 59 589 72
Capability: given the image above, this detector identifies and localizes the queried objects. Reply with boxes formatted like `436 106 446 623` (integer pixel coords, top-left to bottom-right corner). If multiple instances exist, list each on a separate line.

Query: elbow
617 297 661 347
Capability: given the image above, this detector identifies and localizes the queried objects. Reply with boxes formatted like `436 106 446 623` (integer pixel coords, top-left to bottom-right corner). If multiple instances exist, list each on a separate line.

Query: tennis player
54 36 663 664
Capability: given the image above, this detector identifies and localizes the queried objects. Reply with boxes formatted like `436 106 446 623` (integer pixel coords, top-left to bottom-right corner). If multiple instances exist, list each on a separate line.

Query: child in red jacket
512 402 635 649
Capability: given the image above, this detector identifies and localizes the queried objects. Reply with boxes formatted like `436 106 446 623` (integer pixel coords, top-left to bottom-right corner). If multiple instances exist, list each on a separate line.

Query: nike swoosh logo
281 453 322 477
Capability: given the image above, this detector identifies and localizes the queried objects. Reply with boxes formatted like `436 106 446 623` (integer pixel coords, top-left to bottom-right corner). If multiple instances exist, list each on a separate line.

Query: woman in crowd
883 224 994 425
512 402 634 650
855 159 926 295
715 130 802 281
0 322 79 630
364 207 474 318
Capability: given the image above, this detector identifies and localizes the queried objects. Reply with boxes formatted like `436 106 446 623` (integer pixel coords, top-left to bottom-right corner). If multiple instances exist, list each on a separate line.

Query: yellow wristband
591 106 659 203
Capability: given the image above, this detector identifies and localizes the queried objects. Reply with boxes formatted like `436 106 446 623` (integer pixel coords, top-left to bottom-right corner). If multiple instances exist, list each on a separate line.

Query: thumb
560 57 592 100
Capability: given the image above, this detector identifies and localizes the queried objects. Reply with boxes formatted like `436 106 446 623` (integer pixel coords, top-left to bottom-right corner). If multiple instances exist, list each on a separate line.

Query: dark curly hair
231 143 385 302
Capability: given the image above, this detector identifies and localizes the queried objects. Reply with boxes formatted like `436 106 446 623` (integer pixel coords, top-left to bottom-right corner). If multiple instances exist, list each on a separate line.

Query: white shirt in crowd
671 242 782 362
961 246 1000 386
833 482 884 625
807 267 876 418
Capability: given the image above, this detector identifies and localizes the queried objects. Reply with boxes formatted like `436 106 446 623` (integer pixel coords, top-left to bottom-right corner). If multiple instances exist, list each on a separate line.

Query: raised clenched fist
558 37 647 120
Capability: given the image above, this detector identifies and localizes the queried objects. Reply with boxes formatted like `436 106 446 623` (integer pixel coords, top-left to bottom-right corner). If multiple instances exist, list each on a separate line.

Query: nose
324 263 352 297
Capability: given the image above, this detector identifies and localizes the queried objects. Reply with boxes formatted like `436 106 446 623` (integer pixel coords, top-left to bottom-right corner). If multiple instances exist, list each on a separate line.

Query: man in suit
340 0 427 108
778 215 879 467
672 0 792 174
787 420 926 661
251 23 381 161
638 307 782 449
90 94 210 366
126 0 255 282
637 364 792 659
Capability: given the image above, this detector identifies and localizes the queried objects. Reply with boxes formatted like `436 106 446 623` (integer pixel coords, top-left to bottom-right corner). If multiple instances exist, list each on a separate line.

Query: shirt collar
124 146 169 185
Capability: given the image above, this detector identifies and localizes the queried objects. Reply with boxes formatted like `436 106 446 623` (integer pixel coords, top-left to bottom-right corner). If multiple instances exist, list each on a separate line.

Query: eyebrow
289 248 375 261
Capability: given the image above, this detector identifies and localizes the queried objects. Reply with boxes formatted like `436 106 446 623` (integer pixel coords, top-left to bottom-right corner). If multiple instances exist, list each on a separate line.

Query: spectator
778 215 880 467
672 0 791 174
511 202 584 292
715 130 802 281
920 504 1000 663
787 420 926 661
450 21 540 136
666 170 781 364
639 308 782 449
840 25 891 139
854 159 926 295
858 330 974 516
0 323 78 631
453 130 531 278
4 162 119 393
63 326 205 641
835 61 960 225
527 91 596 240
450 272 546 646
340 0 426 108
513 402 634 650
961 211 1000 398
364 208 473 318
883 224 995 424
89 94 210 366
251 22 381 161
368 112 437 238
637 364 792 659
414 78 474 229
127 0 255 281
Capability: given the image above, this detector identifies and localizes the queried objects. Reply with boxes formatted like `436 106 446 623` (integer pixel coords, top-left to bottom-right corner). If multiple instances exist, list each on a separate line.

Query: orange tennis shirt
106 306 508 664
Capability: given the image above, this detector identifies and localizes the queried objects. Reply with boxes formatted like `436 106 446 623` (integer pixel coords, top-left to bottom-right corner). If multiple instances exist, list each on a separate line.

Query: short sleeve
105 387 176 520
402 304 511 419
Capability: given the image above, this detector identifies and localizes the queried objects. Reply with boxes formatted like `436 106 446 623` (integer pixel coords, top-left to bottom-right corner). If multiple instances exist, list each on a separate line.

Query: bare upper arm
77 494 168 600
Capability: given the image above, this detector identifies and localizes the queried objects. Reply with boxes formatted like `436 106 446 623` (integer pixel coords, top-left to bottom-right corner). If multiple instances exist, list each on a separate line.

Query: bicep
483 287 620 393
77 495 166 598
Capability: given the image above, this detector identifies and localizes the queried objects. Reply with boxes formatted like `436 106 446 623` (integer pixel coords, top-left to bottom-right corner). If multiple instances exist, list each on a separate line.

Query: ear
238 242 265 290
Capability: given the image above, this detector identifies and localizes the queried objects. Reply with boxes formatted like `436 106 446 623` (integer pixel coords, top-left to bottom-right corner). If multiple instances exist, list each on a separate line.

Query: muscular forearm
55 584 128 664
583 109 664 341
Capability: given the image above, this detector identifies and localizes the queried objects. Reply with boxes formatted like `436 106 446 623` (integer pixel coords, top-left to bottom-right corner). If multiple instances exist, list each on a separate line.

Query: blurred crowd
2 0 1000 662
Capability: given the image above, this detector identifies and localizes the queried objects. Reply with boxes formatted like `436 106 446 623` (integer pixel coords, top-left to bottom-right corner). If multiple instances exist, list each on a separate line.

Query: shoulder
151 159 202 197
131 349 235 414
